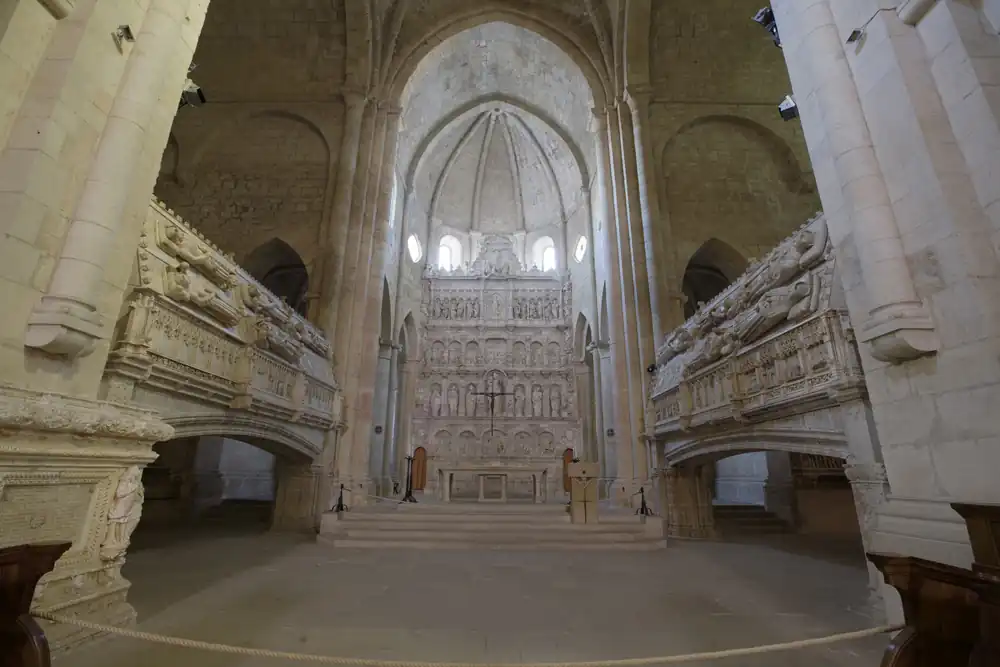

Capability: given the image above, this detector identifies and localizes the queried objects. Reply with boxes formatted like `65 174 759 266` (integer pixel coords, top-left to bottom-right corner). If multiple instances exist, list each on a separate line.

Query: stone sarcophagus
649 214 867 456
101 200 342 460
413 235 582 499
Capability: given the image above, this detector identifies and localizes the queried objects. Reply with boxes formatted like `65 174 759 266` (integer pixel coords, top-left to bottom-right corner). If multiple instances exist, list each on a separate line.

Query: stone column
382 344 401 488
573 362 593 460
844 457 890 622
626 85 684 336
608 102 649 480
25 0 196 358
319 89 367 338
396 358 419 468
586 343 607 473
764 451 796 525
331 100 379 482
348 104 401 498
771 0 937 363
592 107 638 495
580 185 607 470
621 87 664 349
272 461 321 532
331 99 377 372
369 341 393 493
664 464 716 539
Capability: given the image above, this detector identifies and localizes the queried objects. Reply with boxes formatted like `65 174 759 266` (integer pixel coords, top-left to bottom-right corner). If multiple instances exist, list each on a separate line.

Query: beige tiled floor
58 525 886 667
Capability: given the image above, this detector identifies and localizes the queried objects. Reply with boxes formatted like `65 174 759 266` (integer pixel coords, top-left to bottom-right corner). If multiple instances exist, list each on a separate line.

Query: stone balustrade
101 199 342 459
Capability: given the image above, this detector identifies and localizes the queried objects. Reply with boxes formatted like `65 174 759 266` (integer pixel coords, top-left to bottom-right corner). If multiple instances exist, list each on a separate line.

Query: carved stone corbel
37 0 74 19
857 307 938 364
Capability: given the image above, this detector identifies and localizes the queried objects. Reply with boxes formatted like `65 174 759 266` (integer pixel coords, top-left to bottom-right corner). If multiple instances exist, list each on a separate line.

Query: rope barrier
34 611 902 665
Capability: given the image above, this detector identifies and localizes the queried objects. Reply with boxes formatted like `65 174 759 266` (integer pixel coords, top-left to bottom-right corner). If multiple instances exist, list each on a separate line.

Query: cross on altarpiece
472 370 514 437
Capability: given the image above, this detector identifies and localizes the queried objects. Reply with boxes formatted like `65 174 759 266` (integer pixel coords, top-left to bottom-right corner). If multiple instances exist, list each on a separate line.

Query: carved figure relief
530 342 543 366
465 342 480 365
512 342 527 366
531 384 543 417
460 431 476 457
101 466 145 564
447 384 460 416
430 384 443 417
514 384 526 417
431 341 445 364
447 341 461 364
549 385 562 419
547 342 560 367
465 383 478 416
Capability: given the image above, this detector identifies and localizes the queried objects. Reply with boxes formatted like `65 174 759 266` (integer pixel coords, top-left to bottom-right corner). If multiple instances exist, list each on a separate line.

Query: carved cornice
0 385 173 442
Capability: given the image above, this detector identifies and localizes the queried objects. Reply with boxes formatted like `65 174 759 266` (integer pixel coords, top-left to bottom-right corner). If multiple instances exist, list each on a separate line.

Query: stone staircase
713 504 789 535
319 501 665 551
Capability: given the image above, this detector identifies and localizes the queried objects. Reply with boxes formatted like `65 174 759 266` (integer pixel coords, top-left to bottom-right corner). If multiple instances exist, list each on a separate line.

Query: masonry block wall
154 0 349 285
649 1 821 281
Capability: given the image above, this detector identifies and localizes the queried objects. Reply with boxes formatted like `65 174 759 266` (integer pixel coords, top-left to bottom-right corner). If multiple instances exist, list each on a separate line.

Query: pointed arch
243 238 310 316
681 239 748 320
661 115 814 195
385 7 610 108
573 312 591 362
599 284 610 342
399 311 419 358
380 279 393 341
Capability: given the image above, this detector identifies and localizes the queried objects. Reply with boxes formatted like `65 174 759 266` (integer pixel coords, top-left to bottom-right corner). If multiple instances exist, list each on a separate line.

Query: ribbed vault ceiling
419 104 582 233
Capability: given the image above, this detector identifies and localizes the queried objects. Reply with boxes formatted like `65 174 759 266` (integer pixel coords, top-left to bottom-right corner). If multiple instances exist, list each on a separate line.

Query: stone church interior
2 0 1000 665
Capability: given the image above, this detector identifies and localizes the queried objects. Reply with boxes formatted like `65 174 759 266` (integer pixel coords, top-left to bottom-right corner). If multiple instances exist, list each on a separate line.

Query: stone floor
58 522 886 667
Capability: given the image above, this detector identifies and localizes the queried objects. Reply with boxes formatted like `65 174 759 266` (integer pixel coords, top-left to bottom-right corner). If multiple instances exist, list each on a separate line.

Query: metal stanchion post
333 484 349 513
636 486 654 517
402 455 417 503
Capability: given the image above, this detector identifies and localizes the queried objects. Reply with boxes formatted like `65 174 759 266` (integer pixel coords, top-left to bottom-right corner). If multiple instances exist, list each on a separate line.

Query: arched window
573 236 588 263
438 235 462 271
406 234 423 263
532 236 556 272
542 247 556 272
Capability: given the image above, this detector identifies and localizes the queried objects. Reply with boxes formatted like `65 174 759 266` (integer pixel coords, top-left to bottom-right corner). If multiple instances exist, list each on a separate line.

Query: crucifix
473 370 514 437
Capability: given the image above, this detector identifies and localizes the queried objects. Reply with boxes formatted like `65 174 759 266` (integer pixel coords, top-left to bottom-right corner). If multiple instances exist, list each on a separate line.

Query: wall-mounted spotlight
846 6 899 45
646 363 657 374
752 7 781 47
778 94 798 121
112 25 134 53
178 64 206 110
179 79 206 109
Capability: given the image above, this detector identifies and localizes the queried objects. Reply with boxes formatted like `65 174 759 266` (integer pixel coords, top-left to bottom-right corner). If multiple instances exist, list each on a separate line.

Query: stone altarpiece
412 236 582 500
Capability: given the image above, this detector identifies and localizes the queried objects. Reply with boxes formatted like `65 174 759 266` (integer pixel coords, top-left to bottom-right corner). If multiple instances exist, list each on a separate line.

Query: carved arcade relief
411 235 582 493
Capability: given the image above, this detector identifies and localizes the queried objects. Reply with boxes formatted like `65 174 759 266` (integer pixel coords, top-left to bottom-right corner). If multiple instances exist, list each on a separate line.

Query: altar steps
318 504 664 551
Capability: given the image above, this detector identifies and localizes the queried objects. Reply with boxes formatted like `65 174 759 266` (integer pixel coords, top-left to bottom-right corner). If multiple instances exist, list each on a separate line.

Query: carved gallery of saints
412 234 583 501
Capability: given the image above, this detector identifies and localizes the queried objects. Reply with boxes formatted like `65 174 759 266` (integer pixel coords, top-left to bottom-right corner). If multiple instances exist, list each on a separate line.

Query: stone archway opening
243 238 310 317
123 434 312 621
681 239 747 319
133 435 278 547
671 448 868 568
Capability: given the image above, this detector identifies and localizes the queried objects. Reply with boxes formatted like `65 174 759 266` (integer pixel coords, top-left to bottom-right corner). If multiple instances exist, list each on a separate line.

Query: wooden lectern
0 542 71 667
567 462 599 524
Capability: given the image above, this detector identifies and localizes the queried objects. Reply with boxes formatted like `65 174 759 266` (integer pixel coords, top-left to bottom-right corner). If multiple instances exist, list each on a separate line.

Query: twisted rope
34 611 901 665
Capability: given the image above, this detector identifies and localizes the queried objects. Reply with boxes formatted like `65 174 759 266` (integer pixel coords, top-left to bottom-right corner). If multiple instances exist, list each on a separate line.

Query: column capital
588 106 609 132
341 87 367 109
624 85 654 111
379 101 403 117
